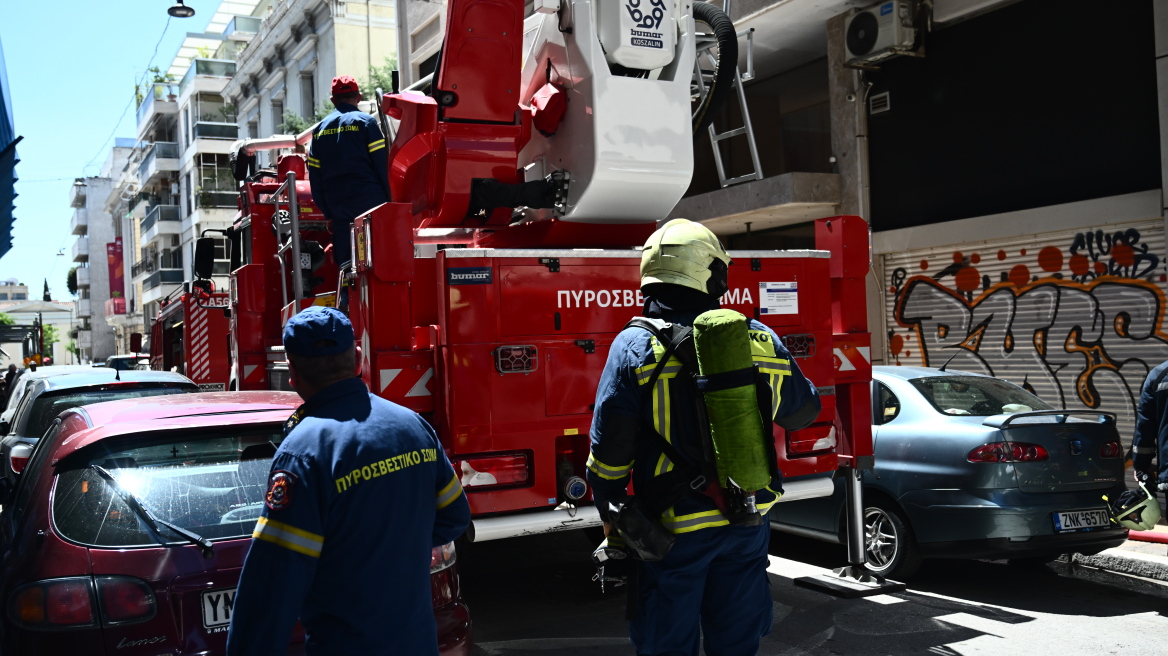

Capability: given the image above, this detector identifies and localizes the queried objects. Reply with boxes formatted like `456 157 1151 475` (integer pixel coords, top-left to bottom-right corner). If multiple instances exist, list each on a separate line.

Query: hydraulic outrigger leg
793 466 907 598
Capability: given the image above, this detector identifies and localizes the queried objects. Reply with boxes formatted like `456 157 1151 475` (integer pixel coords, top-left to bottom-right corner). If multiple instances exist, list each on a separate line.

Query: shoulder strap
623 317 693 392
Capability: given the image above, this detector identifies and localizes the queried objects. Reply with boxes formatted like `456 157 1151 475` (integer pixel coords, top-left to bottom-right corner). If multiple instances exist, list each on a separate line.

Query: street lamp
168 1 196 18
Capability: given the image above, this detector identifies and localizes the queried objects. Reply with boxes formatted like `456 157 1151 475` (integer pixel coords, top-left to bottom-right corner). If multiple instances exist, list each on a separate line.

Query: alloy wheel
864 506 899 570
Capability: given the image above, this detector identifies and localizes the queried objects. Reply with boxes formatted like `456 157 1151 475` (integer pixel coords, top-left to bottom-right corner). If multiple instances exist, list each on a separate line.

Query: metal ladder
695 27 763 188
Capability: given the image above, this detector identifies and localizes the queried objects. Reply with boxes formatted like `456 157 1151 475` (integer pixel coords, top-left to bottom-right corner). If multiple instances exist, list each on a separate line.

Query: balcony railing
76 267 90 288
137 142 180 181
136 83 180 125
198 190 238 209
72 237 89 262
225 15 261 37
179 59 236 98
105 297 127 317
78 330 92 349
143 269 184 291
70 209 88 236
78 299 92 318
141 204 180 234
194 122 239 140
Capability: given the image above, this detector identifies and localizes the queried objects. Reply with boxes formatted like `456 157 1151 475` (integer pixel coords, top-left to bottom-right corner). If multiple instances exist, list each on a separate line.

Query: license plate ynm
202 588 236 630
1052 509 1110 533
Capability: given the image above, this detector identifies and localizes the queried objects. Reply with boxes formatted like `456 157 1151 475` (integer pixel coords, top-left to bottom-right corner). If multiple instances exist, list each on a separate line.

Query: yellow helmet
640 219 731 296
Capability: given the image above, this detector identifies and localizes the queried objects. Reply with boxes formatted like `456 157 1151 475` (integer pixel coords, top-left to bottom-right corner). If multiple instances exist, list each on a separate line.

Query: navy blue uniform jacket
307 103 390 223
1133 359 1168 485
587 309 820 534
226 377 470 656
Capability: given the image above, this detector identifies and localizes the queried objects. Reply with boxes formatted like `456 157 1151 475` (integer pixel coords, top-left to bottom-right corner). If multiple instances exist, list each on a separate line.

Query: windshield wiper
91 465 215 558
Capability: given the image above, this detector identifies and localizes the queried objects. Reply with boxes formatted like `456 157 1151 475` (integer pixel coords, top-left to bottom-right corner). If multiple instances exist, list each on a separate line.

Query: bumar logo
626 0 666 30
447 267 493 285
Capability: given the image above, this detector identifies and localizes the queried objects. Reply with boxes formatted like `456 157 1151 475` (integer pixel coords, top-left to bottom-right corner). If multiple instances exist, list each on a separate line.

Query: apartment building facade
69 142 132 362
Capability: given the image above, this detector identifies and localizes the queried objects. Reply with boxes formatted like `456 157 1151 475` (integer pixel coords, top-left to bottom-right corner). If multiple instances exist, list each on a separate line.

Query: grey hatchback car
771 366 1128 579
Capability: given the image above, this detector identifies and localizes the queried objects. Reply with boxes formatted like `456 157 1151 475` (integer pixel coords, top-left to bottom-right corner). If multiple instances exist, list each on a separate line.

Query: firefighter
587 219 821 656
307 76 391 266
1133 359 1168 516
226 307 470 656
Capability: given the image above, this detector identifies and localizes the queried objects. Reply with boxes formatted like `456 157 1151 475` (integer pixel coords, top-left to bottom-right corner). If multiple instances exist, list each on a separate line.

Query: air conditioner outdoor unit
845 0 917 66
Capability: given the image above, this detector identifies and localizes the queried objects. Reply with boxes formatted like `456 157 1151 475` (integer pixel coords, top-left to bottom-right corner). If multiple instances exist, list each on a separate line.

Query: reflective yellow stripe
436 473 463 509
368 139 386 152
307 160 321 168
757 486 783 514
661 509 730 534
253 516 324 557
587 452 632 480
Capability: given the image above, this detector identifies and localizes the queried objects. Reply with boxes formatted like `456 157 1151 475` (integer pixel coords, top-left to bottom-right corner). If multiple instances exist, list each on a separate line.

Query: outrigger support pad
792 467 907 598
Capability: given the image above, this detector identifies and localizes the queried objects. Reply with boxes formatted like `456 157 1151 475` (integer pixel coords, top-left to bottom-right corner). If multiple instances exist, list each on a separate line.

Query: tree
0 313 13 327
66 340 79 360
43 325 60 350
279 105 333 134
362 55 399 98
66 267 78 297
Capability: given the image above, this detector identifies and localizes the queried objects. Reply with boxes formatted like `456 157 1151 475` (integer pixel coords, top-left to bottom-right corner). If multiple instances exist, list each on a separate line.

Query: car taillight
1100 440 1123 458
10 442 32 474
95 577 156 624
430 542 457 574
10 578 97 628
457 454 529 488
967 442 1049 463
494 346 538 373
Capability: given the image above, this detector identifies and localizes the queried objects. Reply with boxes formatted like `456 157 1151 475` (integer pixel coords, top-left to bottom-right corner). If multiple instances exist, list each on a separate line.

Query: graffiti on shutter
883 220 1168 438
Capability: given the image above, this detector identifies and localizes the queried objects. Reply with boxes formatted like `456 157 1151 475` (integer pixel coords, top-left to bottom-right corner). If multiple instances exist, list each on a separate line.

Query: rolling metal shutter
881 219 1168 441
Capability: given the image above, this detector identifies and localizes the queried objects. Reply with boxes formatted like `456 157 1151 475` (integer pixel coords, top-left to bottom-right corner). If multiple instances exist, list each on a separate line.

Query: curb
1051 545 1168 599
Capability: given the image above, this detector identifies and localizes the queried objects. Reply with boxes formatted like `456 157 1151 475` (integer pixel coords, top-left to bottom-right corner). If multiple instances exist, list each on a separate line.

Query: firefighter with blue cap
308 76 391 266
226 306 470 656
587 219 821 656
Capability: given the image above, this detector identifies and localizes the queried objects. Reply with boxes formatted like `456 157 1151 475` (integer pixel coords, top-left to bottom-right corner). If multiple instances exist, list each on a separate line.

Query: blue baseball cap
283 307 354 356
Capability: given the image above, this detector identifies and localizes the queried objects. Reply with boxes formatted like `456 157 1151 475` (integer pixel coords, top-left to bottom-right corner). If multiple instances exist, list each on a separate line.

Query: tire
690 2 738 139
863 499 922 580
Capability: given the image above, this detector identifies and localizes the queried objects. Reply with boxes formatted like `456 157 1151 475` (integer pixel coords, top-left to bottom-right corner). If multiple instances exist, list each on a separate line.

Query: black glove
591 538 632 593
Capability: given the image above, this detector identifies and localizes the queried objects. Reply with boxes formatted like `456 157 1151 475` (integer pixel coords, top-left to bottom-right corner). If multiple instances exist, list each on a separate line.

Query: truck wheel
863 499 922 580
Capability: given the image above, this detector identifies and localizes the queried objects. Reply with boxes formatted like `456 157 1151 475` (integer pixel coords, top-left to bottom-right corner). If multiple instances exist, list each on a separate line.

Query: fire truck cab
150 287 232 391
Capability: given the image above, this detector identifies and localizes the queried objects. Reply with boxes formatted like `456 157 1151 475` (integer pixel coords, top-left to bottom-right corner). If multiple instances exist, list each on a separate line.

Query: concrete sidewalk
1053 524 1168 598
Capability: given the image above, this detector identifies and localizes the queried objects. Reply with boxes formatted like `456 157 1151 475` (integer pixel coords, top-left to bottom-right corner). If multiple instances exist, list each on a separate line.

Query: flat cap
283 306 354 357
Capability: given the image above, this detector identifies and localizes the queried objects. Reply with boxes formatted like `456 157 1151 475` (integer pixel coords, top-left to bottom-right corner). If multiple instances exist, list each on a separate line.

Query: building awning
0 35 18 262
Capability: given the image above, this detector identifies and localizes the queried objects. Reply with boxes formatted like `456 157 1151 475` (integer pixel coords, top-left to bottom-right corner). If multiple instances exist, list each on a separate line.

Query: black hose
691 1 738 139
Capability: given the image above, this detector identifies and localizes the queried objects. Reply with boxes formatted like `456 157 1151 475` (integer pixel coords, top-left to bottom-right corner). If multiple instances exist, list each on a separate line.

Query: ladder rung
721 173 763 187
711 127 748 142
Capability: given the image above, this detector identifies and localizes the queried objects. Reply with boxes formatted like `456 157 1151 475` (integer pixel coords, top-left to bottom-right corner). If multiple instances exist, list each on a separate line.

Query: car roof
873 365 994 381
53 391 302 463
19 365 97 381
35 370 196 392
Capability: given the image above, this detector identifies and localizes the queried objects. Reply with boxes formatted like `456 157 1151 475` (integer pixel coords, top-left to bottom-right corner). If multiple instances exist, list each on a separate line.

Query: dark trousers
630 523 773 656
329 217 353 267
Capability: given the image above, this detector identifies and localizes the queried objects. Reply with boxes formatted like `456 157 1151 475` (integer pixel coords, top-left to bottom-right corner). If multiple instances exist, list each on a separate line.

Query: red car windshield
53 429 283 548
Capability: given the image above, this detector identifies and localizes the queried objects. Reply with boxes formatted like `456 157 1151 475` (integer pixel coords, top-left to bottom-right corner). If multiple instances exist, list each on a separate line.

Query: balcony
78 330 92 350
105 297 127 317
72 237 89 262
137 142 180 184
225 15 261 37
668 172 842 234
197 190 238 209
136 83 180 129
178 59 236 98
131 256 156 279
69 181 87 209
141 204 181 243
78 299 92 318
70 208 88 235
194 122 239 140
143 269 184 291
76 267 90 288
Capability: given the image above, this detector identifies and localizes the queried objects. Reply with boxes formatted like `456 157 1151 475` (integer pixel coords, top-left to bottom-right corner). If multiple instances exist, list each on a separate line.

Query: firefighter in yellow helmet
587 219 821 655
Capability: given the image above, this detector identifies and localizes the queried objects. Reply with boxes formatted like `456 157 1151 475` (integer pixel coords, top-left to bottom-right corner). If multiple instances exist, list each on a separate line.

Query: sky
1 2 215 300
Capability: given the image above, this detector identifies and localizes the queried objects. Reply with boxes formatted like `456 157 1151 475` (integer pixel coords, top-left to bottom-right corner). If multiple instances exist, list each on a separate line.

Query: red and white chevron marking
189 305 211 382
380 367 434 397
833 343 871 373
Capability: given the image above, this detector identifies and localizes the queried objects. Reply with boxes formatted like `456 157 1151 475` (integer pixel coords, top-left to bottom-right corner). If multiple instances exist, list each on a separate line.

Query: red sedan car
0 392 471 655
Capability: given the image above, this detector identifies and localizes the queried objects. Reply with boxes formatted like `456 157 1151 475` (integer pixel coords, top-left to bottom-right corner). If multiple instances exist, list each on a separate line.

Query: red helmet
331 75 360 96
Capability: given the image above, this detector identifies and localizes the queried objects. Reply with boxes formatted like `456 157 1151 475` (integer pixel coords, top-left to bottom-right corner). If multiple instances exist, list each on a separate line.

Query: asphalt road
460 529 1168 656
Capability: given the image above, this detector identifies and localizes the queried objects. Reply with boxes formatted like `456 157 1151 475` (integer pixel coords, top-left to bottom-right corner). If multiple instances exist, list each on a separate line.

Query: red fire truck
150 287 232 390
192 0 875 569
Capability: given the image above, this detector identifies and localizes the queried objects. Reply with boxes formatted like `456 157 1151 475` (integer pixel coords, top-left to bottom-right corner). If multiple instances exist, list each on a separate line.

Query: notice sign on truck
760 281 798 315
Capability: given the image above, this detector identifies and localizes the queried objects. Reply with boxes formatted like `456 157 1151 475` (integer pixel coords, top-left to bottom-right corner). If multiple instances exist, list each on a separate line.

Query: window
20 387 191 439
0 293 9 301
909 376 1052 417
12 293 26 300
52 428 285 548
300 73 315 117
271 99 284 131
247 119 258 140
874 382 900 425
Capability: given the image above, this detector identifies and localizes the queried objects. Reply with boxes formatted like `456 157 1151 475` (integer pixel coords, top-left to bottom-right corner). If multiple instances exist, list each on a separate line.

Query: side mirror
193 237 216 279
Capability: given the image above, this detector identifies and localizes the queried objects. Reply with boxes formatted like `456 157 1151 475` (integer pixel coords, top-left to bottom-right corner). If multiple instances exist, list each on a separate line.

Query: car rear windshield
909 375 1053 416
25 386 190 438
52 429 283 548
